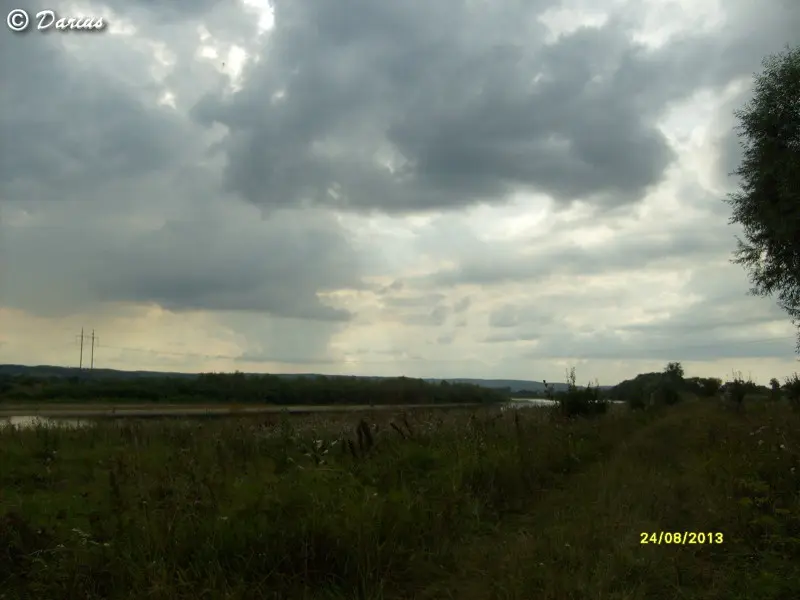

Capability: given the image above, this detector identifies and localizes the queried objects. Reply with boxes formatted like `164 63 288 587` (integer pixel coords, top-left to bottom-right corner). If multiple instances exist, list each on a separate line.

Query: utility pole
90 330 97 371
78 328 84 370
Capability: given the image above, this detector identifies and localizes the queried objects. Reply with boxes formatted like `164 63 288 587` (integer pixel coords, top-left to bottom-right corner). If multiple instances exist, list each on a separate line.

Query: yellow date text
640 532 724 545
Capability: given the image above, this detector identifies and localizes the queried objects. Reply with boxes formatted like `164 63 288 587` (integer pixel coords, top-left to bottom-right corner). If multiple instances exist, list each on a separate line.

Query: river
0 398 564 429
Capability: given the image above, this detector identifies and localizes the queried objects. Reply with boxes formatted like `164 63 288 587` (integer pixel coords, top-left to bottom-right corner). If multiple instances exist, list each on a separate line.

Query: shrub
649 381 681 407
785 373 800 411
557 368 608 418
723 371 757 410
627 394 647 411
699 377 722 398
769 377 782 401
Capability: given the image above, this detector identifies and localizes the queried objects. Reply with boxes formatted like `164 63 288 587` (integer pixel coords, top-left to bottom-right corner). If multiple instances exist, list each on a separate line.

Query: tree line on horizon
0 371 508 405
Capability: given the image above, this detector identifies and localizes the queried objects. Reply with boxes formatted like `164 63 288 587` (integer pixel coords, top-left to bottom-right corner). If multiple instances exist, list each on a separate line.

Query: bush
649 381 681 407
699 377 722 398
723 371 757 409
627 394 647 411
556 368 608 418
769 378 782 401
785 373 800 411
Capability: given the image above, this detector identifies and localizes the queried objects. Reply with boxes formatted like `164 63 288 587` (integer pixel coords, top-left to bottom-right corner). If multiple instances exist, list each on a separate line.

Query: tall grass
1 407 643 599
3 399 800 599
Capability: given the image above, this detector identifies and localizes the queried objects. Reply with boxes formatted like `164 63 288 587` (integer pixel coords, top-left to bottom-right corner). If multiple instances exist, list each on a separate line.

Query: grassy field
1 399 799 599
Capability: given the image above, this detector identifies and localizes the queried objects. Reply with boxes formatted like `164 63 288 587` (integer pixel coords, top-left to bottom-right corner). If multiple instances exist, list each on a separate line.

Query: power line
90 329 98 371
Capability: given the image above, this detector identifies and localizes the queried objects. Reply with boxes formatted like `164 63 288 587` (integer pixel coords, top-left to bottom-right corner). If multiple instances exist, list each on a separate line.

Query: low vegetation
2 370 800 599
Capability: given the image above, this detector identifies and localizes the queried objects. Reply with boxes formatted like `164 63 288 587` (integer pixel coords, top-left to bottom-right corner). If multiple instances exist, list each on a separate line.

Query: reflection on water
503 398 622 410
0 400 579 427
509 398 559 406
0 416 90 429
502 398 559 411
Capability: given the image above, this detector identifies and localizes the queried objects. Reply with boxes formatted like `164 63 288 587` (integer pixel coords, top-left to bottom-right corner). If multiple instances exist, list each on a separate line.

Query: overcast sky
1 0 798 385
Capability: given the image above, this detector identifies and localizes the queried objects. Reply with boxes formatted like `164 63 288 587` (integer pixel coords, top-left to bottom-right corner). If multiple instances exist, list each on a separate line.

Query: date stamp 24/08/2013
641 532 724 545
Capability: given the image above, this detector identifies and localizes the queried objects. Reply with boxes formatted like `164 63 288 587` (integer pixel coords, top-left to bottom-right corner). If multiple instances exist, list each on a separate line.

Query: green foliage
555 367 608 418
663 361 685 380
613 362 693 409
725 44 800 351
4 402 800 598
724 371 759 408
627 394 647 410
770 377 783 401
691 376 723 398
0 407 641 598
0 371 508 406
611 372 662 408
650 380 682 406
785 373 800 410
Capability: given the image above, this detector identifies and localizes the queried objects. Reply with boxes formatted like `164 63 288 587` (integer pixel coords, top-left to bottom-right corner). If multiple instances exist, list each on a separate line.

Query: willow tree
726 45 800 350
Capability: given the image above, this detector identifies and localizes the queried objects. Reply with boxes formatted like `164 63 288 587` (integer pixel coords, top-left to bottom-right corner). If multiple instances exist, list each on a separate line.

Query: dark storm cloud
0 0 364 322
0 7 188 199
92 214 359 320
191 1 675 214
1 205 360 321
191 0 798 215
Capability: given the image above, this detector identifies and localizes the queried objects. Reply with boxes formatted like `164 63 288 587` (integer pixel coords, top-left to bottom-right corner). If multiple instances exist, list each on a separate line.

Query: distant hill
0 364 197 380
0 364 610 392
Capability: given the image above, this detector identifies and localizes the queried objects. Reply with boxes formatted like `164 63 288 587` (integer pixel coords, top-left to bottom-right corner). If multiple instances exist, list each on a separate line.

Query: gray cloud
191 1 681 214
494 263 797 361
436 333 455 345
485 332 541 344
382 293 446 310
190 0 798 216
420 211 738 289
0 23 187 202
489 305 522 329
0 0 363 325
2 205 360 321
1 0 798 379
398 306 449 328
453 296 472 314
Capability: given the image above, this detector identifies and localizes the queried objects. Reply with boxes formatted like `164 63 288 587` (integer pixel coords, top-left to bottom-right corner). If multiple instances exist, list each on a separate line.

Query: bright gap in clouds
194 0 274 91
537 6 609 43
242 0 276 33
630 0 727 49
